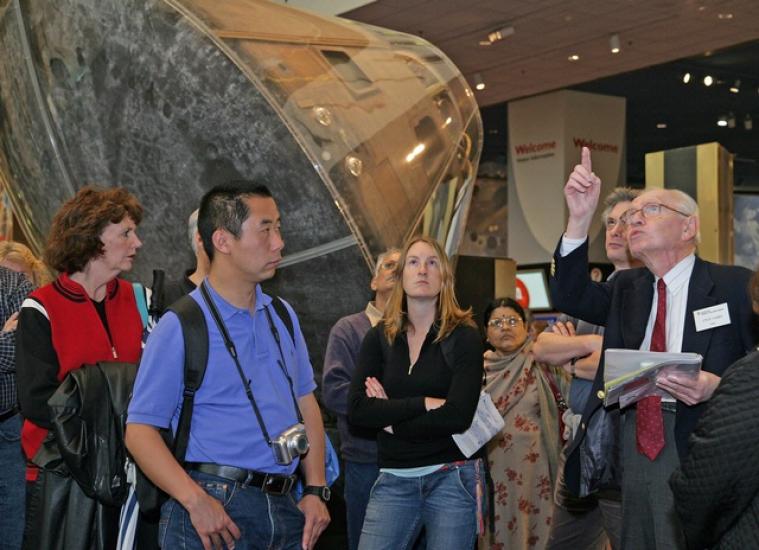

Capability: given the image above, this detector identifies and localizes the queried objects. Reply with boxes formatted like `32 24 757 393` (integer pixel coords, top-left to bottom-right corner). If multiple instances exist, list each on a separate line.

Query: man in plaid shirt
0 266 34 550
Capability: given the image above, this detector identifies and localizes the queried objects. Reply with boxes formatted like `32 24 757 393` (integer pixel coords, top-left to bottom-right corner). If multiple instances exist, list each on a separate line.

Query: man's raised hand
564 147 602 238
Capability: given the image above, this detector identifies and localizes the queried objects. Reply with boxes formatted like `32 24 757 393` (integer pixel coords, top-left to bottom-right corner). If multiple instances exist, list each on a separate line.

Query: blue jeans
159 471 305 550
344 461 379 550
358 462 478 550
0 413 25 550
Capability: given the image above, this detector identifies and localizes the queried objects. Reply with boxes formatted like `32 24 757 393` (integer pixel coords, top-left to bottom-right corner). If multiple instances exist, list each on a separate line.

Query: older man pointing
550 147 755 549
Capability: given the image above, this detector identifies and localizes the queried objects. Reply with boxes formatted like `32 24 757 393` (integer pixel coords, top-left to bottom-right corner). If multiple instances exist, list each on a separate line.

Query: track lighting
609 34 620 54
488 25 515 43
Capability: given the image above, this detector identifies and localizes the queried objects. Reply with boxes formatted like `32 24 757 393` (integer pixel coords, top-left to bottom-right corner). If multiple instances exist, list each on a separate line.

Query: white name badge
693 303 731 332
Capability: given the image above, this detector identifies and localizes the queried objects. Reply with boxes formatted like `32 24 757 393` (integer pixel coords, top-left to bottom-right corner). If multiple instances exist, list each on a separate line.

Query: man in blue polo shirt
126 182 330 550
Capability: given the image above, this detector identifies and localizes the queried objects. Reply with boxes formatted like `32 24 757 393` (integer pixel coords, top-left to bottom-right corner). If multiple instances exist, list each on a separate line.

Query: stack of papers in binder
603 349 702 408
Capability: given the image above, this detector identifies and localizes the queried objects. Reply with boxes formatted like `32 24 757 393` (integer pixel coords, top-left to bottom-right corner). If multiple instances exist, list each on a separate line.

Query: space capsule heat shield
0 0 482 369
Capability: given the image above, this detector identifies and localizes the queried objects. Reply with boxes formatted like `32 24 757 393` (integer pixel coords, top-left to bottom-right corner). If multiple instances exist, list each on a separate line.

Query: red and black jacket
16 273 142 476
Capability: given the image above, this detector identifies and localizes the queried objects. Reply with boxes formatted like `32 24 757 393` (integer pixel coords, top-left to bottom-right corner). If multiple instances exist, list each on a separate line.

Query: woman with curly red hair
16 186 144 550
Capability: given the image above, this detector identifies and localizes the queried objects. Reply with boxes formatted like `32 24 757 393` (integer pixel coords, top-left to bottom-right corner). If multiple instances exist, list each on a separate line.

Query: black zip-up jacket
348 323 483 468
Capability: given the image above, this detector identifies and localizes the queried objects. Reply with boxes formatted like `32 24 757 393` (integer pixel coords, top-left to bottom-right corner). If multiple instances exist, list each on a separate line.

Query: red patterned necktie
637 278 666 461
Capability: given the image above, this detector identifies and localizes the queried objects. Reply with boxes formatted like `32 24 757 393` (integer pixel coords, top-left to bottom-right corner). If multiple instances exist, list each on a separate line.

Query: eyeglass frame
487 316 523 329
604 216 626 231
619 202 691 226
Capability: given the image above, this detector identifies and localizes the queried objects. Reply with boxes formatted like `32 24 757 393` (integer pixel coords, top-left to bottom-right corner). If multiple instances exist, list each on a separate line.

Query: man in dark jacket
537 187 641 550
551 147 755 549
162 209 209 310
321 247 400 550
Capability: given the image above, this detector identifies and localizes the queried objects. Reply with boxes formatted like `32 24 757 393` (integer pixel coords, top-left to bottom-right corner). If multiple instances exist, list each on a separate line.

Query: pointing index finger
581 146 592 173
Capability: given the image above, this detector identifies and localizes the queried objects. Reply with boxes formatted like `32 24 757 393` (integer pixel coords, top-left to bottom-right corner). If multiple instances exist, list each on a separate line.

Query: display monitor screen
515 268 551 311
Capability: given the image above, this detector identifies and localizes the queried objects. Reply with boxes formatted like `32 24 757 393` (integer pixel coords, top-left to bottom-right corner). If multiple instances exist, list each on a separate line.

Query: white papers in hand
603 349 702 408
452 391 505 458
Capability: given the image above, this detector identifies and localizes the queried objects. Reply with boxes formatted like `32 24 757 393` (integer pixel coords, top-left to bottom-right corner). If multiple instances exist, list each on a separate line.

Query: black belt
186 462 296 495
0 407 18 423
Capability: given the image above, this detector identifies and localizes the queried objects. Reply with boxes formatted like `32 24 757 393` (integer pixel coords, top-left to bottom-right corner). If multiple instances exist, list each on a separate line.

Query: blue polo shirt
127 281 316 475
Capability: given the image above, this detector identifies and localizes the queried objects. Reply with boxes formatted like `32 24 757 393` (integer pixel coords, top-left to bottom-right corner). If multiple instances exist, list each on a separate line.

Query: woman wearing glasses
481 297 569 550
348 236 483 550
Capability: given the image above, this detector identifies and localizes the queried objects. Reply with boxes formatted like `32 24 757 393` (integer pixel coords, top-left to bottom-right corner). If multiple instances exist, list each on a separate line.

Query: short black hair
197 180 272 261
483 296 527 327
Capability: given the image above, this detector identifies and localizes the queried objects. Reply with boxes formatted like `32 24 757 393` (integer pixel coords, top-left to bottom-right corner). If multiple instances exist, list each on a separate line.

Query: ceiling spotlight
717 115 727 127
488 25 515 43
473 73 485 91
745 114 753 131
682 72 692 84
609 34 621 54
727 112 736 128
703 75 714 86
717 12 733 19
568 54 580 61
656 122 667 129
729 79 741 93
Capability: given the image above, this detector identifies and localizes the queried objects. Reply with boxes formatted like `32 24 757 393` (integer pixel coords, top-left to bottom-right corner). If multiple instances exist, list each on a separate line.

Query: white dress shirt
560 235 696 402
639 254 695 354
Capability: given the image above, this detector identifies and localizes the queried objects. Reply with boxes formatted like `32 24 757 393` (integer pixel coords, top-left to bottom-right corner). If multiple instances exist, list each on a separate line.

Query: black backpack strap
269 296 295 344
167 295 209 462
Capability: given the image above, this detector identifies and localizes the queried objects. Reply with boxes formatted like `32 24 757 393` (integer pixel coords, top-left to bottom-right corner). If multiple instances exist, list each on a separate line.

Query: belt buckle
242 470 257 487
263 474 294 495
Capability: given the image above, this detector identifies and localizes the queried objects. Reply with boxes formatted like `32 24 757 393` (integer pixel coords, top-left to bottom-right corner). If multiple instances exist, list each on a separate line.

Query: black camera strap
262 306 304 423
200 282 303 448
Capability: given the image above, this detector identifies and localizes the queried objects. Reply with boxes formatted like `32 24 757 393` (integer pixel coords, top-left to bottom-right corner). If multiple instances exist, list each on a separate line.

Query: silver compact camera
271 423 310 465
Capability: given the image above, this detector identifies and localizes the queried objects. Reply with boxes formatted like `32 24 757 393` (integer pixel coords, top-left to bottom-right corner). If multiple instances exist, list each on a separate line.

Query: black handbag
578 405 622 497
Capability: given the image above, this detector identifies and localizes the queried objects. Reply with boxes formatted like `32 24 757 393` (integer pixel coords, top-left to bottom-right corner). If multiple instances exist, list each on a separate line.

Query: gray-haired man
321 248 401 550
163 209 210 308
552 147 755 549
536 187 641 550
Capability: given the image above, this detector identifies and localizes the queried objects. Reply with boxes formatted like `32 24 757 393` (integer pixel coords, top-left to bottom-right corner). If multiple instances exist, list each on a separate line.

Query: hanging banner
508 90 626 264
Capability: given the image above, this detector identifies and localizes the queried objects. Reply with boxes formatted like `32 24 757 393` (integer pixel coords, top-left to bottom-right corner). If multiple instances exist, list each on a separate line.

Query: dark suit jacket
550 238 755 495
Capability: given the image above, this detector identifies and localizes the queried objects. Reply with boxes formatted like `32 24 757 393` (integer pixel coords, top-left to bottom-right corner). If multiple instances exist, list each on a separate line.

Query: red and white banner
507 90 626 263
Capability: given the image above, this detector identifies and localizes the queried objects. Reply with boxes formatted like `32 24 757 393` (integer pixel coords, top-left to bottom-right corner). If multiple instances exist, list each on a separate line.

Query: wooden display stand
645 142 734 264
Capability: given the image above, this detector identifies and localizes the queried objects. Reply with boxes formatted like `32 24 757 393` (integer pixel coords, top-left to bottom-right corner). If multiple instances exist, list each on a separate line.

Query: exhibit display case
0 0 482 365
